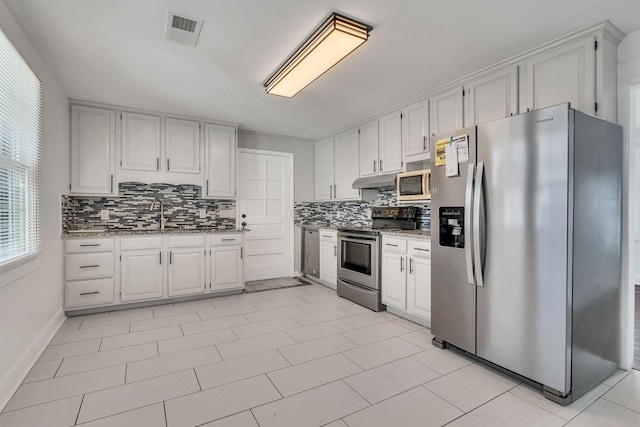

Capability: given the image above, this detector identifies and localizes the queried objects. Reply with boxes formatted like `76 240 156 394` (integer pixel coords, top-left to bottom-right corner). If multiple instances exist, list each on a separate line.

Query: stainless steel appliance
430 104 622 405
302 227 320 278
337 206 419 311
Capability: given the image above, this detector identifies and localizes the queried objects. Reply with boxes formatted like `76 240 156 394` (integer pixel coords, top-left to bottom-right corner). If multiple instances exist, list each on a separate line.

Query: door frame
237 148 295 278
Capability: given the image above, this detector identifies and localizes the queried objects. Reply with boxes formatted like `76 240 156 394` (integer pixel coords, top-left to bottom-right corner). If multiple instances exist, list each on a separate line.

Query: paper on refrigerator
445 141 459 177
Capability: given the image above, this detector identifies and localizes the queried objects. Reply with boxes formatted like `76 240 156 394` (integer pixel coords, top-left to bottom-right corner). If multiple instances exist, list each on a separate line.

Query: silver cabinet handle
159 251 162 265
169 251 172 264
473 161 485 287
80 291 100 295
333 184 337 198
206 179 209 195
385 243 398 247
423 136 427 151
110 174 114 193
380 159 383 171
156 157 160 171
222 238 235 241
80 244 100 247
409 258 414 274
240 247 243 259
400 256 404 272
329 185 333 199
334 245 337 256
373 160 377 172
465 163 475 285
167 158 170 171
80 265 100 269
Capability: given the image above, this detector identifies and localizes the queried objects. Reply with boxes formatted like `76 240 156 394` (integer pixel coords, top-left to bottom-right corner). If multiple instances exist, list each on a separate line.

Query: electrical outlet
199 209 207 219
100 209 109 220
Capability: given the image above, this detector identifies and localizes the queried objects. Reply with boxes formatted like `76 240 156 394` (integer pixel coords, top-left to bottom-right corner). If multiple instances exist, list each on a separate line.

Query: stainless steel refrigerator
430 104 622 405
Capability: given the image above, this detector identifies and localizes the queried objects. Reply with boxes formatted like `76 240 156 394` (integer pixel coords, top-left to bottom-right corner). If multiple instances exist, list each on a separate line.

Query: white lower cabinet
168 235 207 297
318 229 337 289
211 246 243 291
381 236 431 323
120 237 164 302
64 238 115 309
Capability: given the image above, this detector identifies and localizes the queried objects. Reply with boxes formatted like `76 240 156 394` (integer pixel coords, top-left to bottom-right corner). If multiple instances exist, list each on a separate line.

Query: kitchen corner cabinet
121 112 161 172
315 134 362 201
429 87 464 138
204 124 236 199
464 65 518 126
315 137 335 201
210 234 244 292
402 100 430 161
119 237 164 302
168 235 206 297
318 229 337 289
70 105 116 195
381 236 431 323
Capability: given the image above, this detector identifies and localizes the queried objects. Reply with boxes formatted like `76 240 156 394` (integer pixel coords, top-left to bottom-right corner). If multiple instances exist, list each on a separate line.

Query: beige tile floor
1 282 638 426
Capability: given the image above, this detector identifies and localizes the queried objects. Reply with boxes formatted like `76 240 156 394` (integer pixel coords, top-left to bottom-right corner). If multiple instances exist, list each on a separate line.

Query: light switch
100 209 109 220
199 209 207 219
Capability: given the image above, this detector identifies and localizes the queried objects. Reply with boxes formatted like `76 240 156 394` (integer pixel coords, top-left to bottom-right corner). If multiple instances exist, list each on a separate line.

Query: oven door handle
338 235 379 243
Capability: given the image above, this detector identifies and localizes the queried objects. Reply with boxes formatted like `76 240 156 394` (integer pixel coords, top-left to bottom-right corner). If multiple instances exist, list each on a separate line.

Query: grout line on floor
162 401 168 427
74 393 85 426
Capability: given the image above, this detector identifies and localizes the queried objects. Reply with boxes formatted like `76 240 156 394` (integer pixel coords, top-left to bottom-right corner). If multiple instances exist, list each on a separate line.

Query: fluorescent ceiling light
264 12 372 98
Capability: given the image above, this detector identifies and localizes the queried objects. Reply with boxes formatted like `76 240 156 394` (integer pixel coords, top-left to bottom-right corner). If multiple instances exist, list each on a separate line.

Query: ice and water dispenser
439 207 465 248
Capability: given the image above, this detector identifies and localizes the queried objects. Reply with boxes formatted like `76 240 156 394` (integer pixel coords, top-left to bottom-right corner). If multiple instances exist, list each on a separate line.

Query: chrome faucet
149 198 169 230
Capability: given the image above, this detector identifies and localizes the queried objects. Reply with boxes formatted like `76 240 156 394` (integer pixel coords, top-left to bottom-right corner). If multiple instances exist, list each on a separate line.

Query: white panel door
378 111 403 174
359 120 379 177
168 248 206 297
211 246 243 291
408 255 431 321
429 87 464 137
465 65 518 125
121 112 161 171
120 250 163 301
402 100 429 158
238 151 292 281
165 118 200 174
315 138 334 200
334 129 360 200
70 105 116 195
520 37 595 115
381 252 407 310
204 124 236 198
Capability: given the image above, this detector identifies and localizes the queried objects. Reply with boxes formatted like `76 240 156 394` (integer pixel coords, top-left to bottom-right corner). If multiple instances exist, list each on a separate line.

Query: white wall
238 131 314 202
617 28 640 369
0 0 69 409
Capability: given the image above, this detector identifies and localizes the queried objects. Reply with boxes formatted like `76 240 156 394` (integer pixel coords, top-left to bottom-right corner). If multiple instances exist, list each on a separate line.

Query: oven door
337 233 380 290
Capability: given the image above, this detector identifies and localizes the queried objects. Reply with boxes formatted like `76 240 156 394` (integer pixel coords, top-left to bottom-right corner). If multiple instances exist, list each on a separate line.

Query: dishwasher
302 228 320 278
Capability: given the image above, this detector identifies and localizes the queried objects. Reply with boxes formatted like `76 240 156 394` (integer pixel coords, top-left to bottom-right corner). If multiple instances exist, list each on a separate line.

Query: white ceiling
4 0 640 139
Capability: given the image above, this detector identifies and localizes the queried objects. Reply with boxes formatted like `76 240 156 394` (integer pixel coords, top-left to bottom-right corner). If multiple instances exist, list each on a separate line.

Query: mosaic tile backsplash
62 183 236 231
294 188 431 230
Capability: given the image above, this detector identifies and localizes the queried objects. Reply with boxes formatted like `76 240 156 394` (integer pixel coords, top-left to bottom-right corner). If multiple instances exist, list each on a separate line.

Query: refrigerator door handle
465 163 475 285
473 161 485 287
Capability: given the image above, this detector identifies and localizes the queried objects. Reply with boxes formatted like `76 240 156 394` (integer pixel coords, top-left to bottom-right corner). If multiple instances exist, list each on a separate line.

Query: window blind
0 27 42 268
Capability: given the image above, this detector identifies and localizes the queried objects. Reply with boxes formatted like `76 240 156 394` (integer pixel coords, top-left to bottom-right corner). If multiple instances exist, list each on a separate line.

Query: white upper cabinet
204 124 236 199
165 118 201 174
334 128 360 200
429 87 464 138
402 100 430 160
378 111 403 174
315 137 335 201
121 112 161 172
70 105 116 195
519 37 595 116
359 120 379 177
465 66 518 126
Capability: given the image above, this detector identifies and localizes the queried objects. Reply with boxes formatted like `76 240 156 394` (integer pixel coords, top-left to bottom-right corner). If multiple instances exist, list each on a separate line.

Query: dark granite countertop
62 228 242 238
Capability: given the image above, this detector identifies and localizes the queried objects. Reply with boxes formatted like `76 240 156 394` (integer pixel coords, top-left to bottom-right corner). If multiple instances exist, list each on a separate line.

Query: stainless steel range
337 206 419 311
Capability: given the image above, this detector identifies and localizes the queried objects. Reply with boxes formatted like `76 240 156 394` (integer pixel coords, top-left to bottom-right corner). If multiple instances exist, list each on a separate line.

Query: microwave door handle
465 163 475 285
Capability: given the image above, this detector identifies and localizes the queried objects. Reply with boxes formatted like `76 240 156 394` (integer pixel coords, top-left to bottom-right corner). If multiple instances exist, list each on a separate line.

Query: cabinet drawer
120 236 163 251
211 233 243 245
66 253 114 280
319 230 337 243
66 238 114 253
168 235 206 248
66 279 114 308
382 237 407 253
408 240 431 257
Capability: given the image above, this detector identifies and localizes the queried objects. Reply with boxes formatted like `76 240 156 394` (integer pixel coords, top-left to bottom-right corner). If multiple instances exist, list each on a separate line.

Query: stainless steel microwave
396 169 431 201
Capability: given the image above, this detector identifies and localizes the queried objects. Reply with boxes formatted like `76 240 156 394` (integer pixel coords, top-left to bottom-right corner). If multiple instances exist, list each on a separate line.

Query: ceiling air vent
164 12 203 47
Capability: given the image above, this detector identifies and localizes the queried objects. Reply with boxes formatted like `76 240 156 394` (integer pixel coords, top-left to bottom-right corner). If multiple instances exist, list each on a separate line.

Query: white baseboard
0 308 66 411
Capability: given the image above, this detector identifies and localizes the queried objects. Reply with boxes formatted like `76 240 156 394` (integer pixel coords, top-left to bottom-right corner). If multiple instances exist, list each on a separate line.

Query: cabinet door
319 240 337 289
402 100 430 158
165 118 201 174
465 66 518 125
70 105 116 195
378 112 403 173
204 124 236 198
168 248 206 297
359 120 379 177
315 138 335 200
211 246 243 291
121 112 161 172
334 129 360 200
408 255 431 320
429 87 464 138
120 250 163 301
520 37 595 115
381 252 407 310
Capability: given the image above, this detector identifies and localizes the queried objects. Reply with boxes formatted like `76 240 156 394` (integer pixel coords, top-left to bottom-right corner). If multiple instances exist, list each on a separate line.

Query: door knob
241 214 246 218
241 222 247 227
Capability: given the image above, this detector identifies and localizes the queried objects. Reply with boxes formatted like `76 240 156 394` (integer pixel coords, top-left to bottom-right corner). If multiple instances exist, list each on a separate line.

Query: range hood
352 173 397 189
